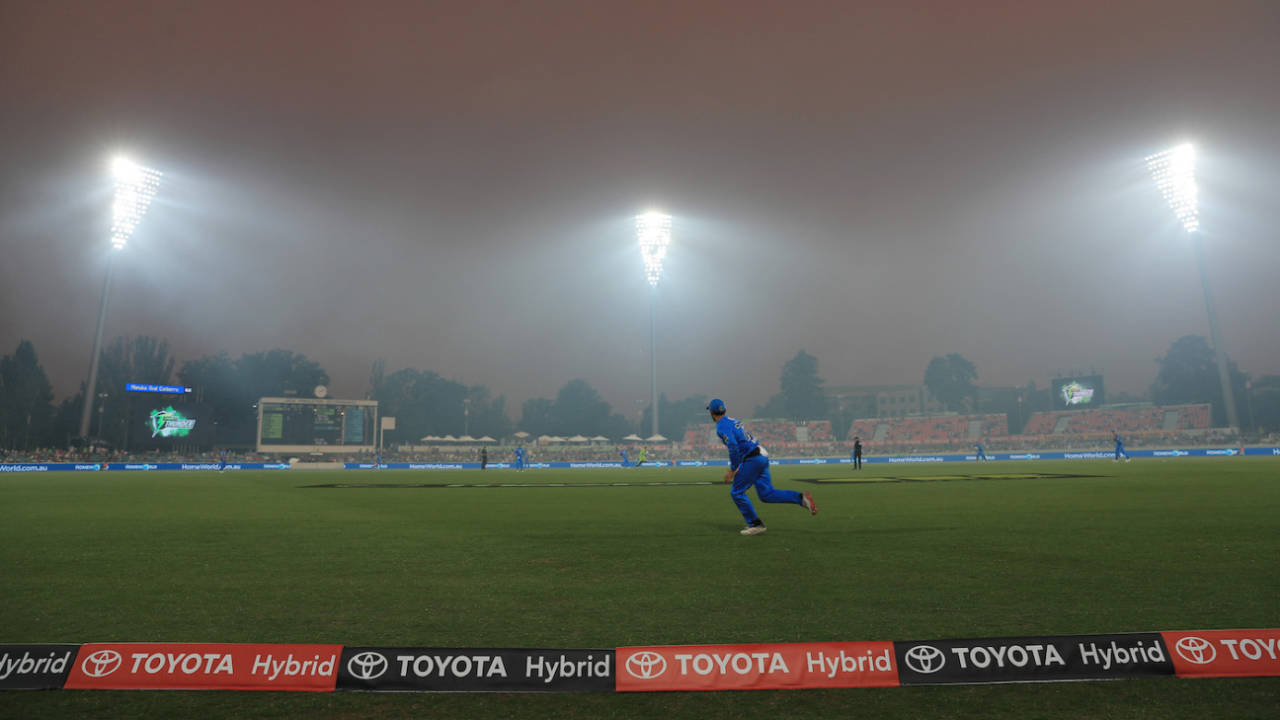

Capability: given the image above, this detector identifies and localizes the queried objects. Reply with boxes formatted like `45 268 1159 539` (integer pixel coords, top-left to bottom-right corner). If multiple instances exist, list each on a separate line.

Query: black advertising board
0 644 80 690
894 633 1173 685
337 647 614 692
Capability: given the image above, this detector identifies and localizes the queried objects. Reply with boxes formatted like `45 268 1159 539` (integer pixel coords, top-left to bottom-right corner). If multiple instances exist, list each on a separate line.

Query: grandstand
1022 404 1211 436
848 413 1008 446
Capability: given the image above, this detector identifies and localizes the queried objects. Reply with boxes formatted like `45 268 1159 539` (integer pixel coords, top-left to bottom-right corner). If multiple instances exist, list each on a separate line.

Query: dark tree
0 340 56 449
1149 335 1248 427
519 397 555 437
780 350 827 420
924 353 978 413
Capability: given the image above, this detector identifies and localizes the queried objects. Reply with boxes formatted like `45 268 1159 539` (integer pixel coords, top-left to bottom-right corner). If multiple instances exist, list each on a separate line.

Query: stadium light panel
110 155 163 250
636 210 672 287
1145 143 1198 233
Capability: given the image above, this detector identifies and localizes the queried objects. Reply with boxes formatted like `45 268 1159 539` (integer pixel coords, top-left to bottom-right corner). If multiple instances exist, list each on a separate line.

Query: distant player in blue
708 398 816 535
619 448 629 466
1113 432 1130 462
975 442 987 461
218 449 228 473
514 447 525 471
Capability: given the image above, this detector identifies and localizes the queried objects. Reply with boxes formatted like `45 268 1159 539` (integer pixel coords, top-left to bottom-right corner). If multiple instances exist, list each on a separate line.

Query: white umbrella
567 435 589 442
622 434 643 442
645 434 668 443
477 435 496 442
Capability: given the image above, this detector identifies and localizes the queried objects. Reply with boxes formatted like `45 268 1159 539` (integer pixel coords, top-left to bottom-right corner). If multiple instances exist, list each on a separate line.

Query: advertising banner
893 633 1173 685
0 645 80 690
1162 629 1280 678
337 647 614 692
64 643 341 691
616 642 899 692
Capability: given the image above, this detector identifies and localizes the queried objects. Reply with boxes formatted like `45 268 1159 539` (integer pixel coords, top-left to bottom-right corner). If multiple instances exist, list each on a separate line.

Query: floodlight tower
636 211 672 439
1145 143 1239 429
78 156 163 440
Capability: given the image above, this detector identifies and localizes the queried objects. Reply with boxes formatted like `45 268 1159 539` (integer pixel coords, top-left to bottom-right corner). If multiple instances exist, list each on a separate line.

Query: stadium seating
1022 404 1212 436
847 414 1009 445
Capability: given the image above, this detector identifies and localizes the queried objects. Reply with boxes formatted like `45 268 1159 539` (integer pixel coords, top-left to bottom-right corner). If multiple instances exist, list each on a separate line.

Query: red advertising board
64 643 342 691
616 642 899 692
1161 629 1280 679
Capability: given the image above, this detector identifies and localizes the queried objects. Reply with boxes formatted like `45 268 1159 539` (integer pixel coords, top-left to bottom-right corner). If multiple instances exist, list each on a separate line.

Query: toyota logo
904 645 947 674
347 651 389 680
625 651 667 679
81 649 123 678
1175 636 1217 665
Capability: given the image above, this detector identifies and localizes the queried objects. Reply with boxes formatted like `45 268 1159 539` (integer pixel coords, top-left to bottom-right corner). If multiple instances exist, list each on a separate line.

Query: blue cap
707 398 726 414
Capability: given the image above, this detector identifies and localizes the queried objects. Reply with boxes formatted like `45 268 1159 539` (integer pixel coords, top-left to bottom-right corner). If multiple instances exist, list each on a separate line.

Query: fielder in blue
975 442 987 461
218 449 228 473
1113 432 1130 462
619 448 629 466
514 447 526 471
708 398 816 535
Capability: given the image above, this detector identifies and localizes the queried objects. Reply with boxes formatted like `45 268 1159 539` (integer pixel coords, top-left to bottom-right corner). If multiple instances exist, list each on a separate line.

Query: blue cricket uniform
620 449 629 466
1114 434 1129 460
514 448 525 471
218 449 227 472
975 443 986 461
716 415 803 526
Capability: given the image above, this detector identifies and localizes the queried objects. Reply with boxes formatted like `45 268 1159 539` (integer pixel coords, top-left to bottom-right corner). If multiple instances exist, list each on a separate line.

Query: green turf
2 459 1278 718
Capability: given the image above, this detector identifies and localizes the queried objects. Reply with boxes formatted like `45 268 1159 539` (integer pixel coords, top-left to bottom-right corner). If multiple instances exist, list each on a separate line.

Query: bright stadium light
79 153 164 440
1145 141 1239 429
1145 143 1198 233
636 210 672 288
110 156 163 250
636 210 673 438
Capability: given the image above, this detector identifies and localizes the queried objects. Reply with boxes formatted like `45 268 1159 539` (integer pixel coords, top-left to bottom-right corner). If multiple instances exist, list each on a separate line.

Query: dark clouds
2 0 1278 416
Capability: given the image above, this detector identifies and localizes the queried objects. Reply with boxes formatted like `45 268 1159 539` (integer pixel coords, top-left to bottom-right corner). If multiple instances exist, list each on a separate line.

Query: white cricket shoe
740 524 768 536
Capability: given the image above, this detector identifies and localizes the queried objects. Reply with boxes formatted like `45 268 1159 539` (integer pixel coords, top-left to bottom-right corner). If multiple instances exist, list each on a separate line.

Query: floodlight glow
636 210 672 287
110 155 162 249
1145 143 1198 233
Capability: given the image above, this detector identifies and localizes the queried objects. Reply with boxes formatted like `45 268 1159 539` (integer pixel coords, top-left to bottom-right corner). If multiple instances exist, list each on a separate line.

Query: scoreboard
257 397 377 452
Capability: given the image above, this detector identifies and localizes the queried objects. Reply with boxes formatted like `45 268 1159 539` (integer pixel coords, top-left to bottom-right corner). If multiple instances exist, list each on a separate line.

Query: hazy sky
2 0 1278 419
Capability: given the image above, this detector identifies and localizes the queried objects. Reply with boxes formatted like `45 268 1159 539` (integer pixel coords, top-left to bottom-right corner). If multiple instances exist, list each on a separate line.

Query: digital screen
259 401 375 446
1052 375 1106 409
148 406 197 437
130 402 209 448
343 406 366 444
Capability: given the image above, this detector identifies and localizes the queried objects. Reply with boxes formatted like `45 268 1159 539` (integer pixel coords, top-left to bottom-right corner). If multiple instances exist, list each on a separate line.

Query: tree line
1 334 1276 451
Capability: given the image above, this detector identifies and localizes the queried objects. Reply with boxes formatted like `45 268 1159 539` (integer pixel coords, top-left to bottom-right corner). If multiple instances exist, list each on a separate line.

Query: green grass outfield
2 458 1277 719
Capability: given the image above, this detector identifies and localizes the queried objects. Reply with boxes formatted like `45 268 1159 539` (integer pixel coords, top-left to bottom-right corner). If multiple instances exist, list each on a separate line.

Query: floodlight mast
78 156 163 440
636 211 672 439
1145 143 1239 429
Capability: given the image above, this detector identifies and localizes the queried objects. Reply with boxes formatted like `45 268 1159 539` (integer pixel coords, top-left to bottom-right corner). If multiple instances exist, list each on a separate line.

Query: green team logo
1060 382 1095 406
149 406 197 438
